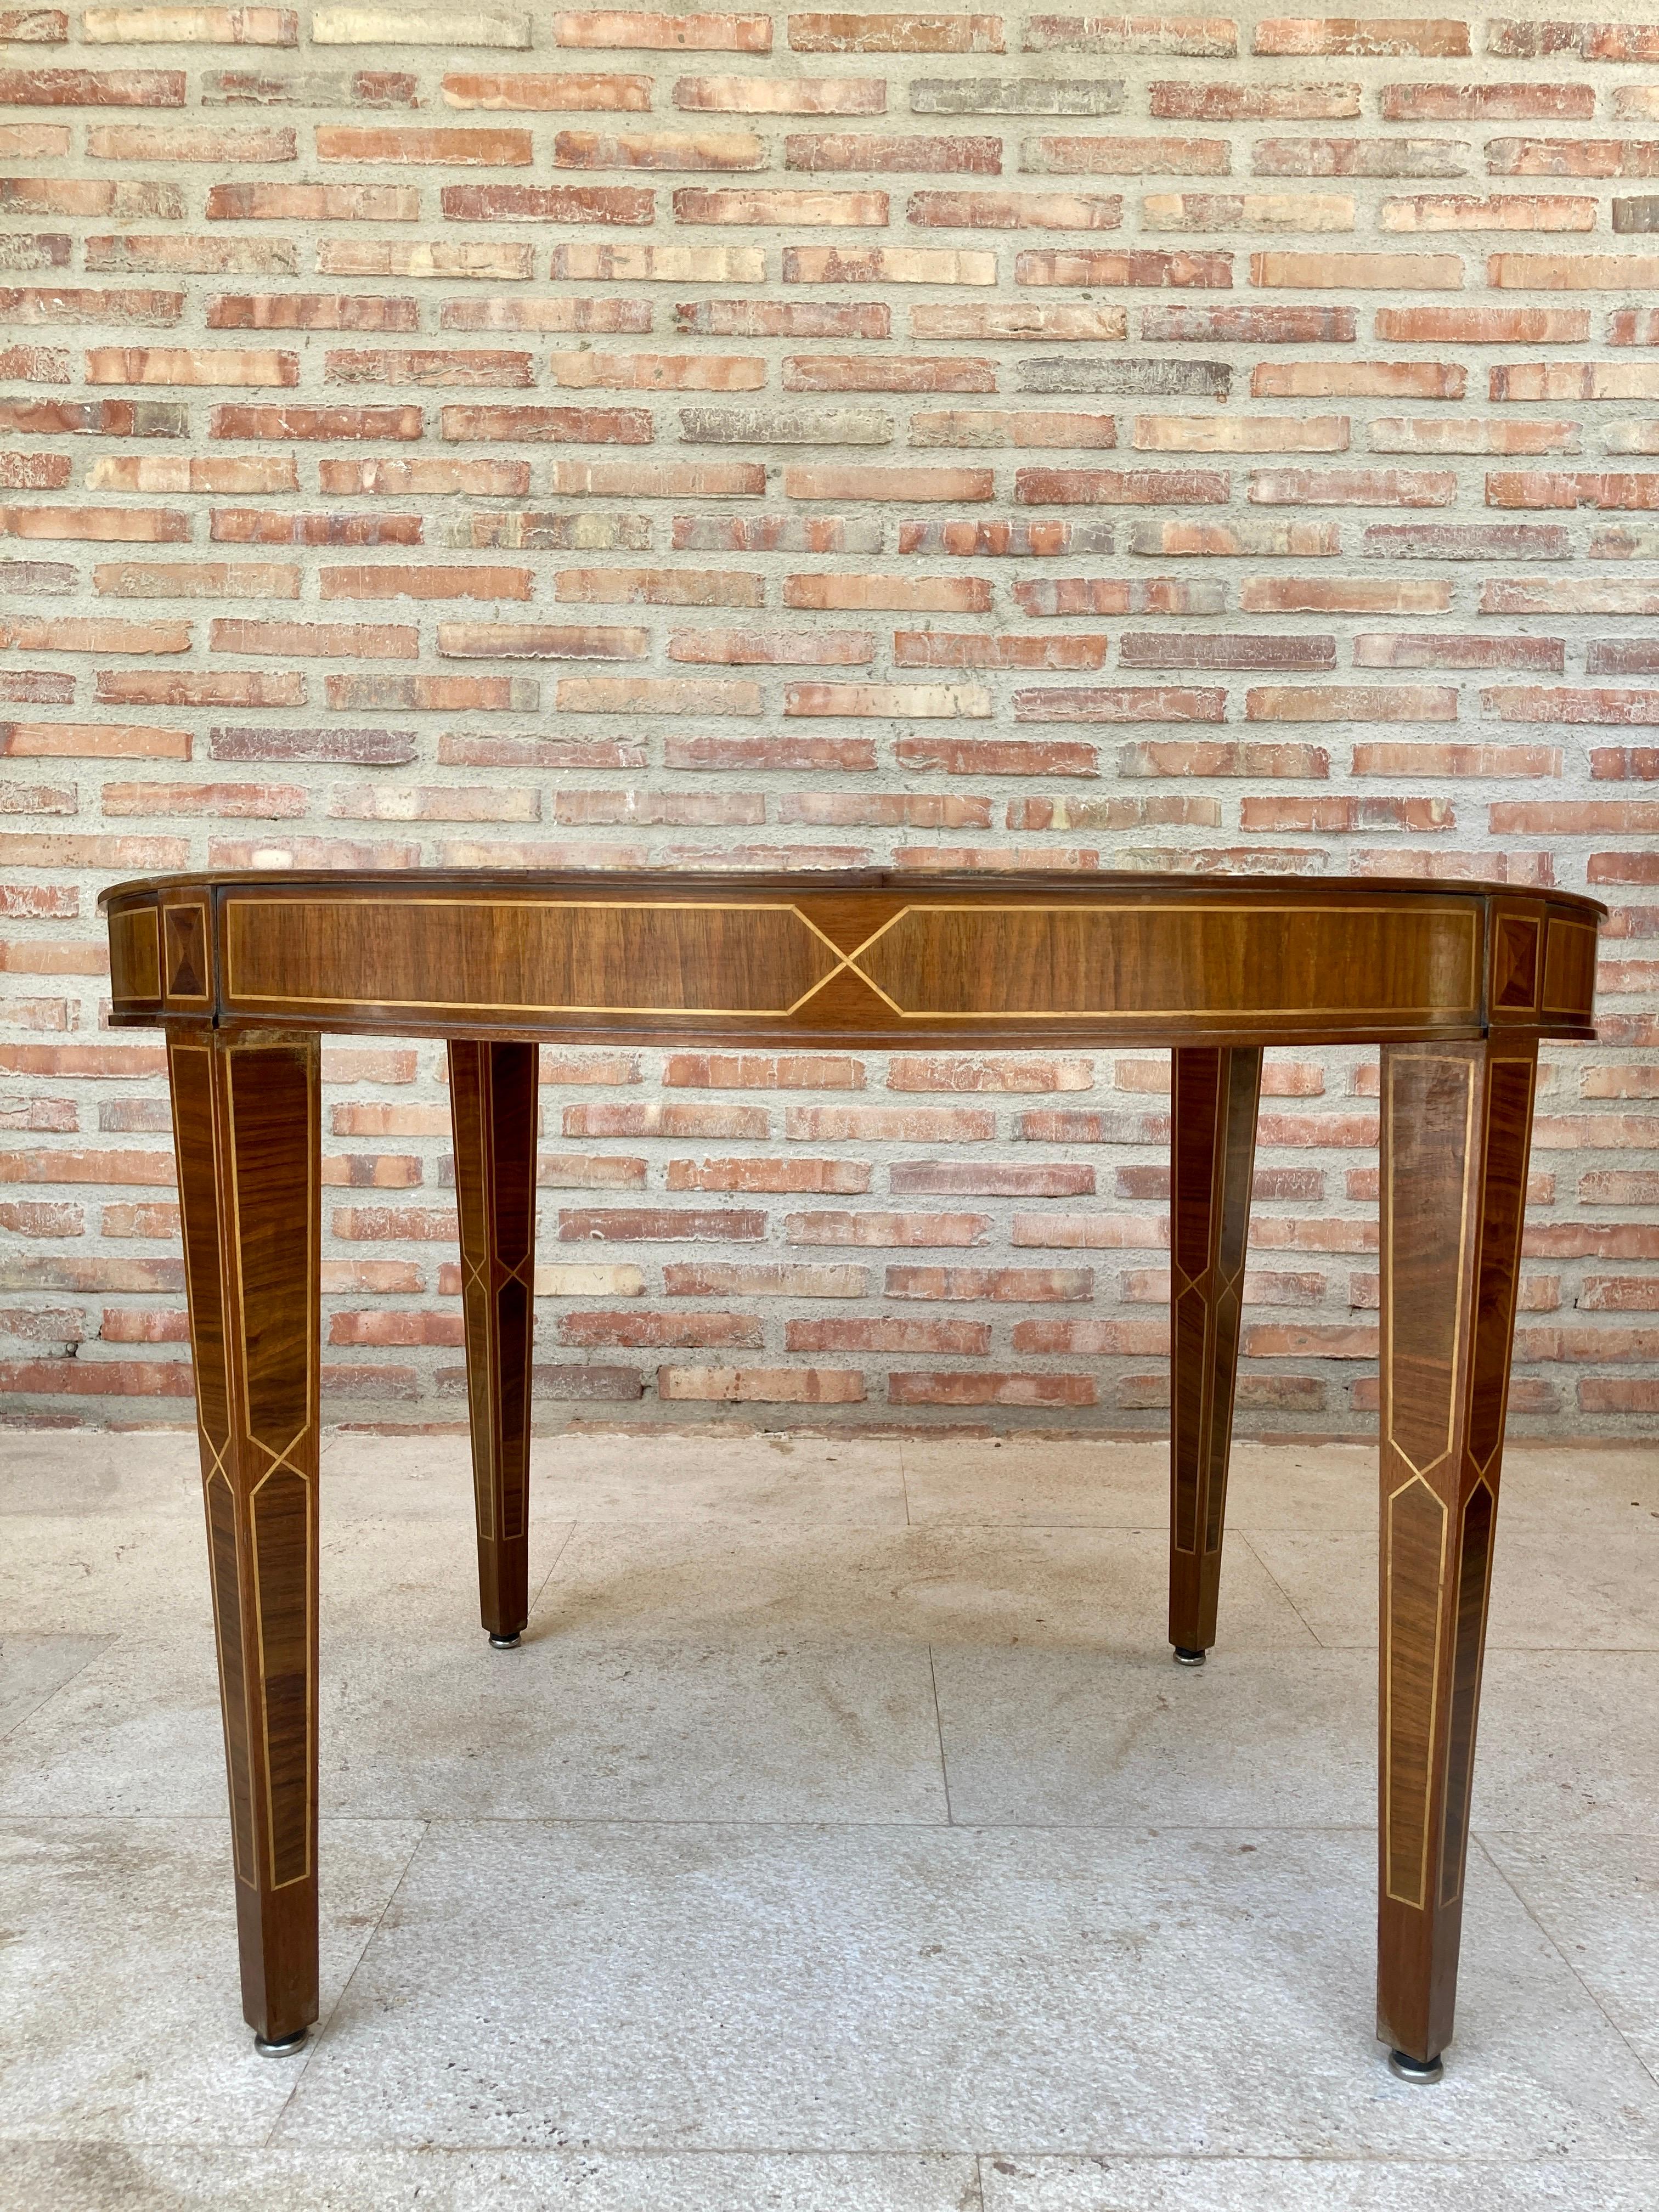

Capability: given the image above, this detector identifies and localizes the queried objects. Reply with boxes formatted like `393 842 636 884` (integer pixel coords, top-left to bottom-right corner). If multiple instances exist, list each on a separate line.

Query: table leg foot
488 1631 522 1650
253 2027 309 2058
1172 1645 1208 1667
1387 2048 1443 2085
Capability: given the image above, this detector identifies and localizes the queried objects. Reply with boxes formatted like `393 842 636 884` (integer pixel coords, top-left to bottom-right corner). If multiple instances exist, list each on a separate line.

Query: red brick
783 244 996 283
1249 684 1457 721
1252 249 1462 287
326 348 533 387
442 403 652 442
211 402 421 441
659 1365 865 1402
896 733 1100 776
663 1262 869 1296
1378 306 1588 344
1484 686 1659 726
0 67 183 102
910 188 1121 229
320 564 531 602
1364 522 1569 559
1141 304 1355 343
893 630 1107 671
442 182 655 224
1015 684 1226 722
1120 631 1335 669
1355 631 1562 670
884 1266 1092 1300
1254 360 1464 397
1489 471 1659 511
783 353 994 393
1149 80 1359 119
555 11 771 50
786 573 991 613
1254 18 1469 55
1018 246 1231 285
559 1311 764 1348
1013 577 1227 616
1016 466 1229 504
790 13 1002 51
1250 466 1455 506
889 1370 1096 1406
444 298 652 332
1384 83 1593 121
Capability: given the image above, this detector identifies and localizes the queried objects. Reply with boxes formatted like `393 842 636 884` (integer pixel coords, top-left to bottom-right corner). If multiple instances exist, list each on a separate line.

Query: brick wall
2 3 1656 1435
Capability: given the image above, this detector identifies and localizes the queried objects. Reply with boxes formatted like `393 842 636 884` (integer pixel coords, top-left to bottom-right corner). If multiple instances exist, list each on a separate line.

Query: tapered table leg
167 1028 320 2052
448 1040 539 1646
1169 1045 1262 1662
1378 1038 1538 2076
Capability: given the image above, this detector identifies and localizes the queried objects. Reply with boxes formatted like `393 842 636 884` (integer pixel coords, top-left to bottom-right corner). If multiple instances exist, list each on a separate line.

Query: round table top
101 868 1604 1052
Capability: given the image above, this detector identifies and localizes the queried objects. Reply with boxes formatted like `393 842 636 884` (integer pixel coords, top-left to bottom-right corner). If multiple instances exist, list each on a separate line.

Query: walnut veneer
100 867 1603 2076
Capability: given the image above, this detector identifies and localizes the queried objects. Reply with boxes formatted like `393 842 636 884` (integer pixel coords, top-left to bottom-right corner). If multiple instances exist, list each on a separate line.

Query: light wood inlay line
105 869 1601 2071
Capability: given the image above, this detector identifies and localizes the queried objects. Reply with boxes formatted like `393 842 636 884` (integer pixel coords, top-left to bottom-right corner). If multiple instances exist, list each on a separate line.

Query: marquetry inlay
108 904 160 1008
98 867 1604 2072
224 898 847 1018
1492 916 1540 1012
163 901 211 1005
1385 1472 1450 1912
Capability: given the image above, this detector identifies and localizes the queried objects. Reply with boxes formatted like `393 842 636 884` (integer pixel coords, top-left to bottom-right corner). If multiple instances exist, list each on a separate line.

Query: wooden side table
100 868 1603 2080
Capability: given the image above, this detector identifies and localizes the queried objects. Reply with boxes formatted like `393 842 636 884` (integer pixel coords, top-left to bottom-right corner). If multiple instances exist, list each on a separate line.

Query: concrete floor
1 1426 1656 2211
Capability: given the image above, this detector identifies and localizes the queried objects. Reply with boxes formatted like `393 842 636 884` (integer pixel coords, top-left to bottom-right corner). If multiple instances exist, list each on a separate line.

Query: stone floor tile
936 1646 1659 1837
934 1646 1372 1829
0 1634 112 1737
0 1429 198 1519
0 1817 424 2145
543 1430 911 1524
0 2143 981 2212
980 2156 1659 2211
1 1513 215 1638
899 1439 1170 1527
3 1431 1650 2191
1473 1654 1659 1835
1246 1520 1659 1650
275 1821 1659 2159
1482 1829 1659 2074
0 1624 948 1828
318 1511 577 1630
534 1521 1315 1653
899 1438 1387 1534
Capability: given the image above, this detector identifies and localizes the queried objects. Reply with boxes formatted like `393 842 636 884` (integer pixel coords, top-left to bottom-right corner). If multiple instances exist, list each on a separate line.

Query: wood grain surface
167 1027 321 2048
103 870 1602 1051
111 867 1599 2072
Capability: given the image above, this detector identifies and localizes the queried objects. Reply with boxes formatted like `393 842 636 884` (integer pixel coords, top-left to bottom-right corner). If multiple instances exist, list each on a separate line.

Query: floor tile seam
0 1643 116 1745
927 1645 954 1828
259 1815 433 2152
6 2137 1659 2168
523 1515 582 1618
1234 1531 1329 1649
1227 1640 1659 1654
166 2134 1659 2164
1475 1824 1659 1844
0 1813 429 1831
1468 1831 1657 2090
30 1624 1659 1654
